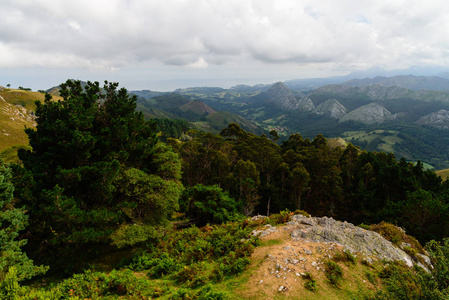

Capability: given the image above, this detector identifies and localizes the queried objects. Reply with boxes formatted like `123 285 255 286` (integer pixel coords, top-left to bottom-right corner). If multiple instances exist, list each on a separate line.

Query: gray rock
291 214 415 267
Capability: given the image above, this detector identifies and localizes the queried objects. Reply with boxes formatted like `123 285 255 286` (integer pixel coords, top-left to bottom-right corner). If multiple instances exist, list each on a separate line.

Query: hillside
0 87 62 151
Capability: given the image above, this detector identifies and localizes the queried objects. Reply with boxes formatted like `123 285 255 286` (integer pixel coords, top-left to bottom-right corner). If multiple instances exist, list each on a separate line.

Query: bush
333 249 357 265
128 220 258 287
325 260 343 288
268 209 293 225
302 272 317 292
57 269 154 299
181 184 242 227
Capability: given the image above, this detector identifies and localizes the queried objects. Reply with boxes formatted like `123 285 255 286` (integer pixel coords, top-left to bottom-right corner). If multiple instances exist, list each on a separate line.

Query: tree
16 80 181 247
234 159 260 215
0 163 47 281
180 184 241 227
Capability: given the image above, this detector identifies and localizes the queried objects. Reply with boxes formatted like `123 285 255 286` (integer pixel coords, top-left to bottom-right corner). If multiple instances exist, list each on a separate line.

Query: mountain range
132 75 449 169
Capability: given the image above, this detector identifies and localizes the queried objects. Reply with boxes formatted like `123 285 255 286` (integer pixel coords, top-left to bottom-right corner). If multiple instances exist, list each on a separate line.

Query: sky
1 0 449 91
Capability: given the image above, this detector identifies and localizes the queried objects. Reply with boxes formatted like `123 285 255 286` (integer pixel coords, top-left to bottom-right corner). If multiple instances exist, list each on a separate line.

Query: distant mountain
250 82 314 111
137 93 259 134
313 99 347 119
416 110 449 129
343 75 449 91
131 90 169 99
310 84 449 104
339 103 393 124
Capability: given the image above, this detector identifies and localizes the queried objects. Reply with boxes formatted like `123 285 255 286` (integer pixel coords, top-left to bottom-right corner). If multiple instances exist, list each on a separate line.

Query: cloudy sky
1 0 449 91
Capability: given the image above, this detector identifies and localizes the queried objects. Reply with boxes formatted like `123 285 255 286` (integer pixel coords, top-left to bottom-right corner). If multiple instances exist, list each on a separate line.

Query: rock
417 253 432 267
291 214 415 267
251 215 267 221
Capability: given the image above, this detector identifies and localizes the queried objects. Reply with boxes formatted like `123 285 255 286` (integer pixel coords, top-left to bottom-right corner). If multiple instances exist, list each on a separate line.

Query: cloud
1 0 449 74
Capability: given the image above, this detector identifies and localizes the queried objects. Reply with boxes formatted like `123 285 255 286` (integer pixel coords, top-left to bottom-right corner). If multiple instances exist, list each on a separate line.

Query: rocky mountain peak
313 98 347 119
339 103 392 124
416 109 449 129
260 82 315 111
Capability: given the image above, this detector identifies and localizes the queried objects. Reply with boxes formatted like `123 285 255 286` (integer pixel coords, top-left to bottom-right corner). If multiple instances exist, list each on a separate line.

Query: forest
2 80 449 299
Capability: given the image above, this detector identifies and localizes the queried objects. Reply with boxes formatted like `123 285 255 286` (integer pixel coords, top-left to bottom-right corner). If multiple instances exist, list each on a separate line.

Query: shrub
294 209 310 217
268 209 293 225
325 260 343 288
333 249 357 265
302 272 317 292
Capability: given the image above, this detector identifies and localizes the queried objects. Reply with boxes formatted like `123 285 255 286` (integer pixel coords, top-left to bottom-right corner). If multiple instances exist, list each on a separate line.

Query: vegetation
3 79 449 298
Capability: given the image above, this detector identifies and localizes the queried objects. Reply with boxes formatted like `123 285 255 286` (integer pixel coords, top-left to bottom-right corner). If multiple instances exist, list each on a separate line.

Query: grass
0 89 63 151
436 168 449 181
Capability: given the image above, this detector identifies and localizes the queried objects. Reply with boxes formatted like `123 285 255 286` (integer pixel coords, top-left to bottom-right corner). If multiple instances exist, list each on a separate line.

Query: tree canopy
16 80 183 248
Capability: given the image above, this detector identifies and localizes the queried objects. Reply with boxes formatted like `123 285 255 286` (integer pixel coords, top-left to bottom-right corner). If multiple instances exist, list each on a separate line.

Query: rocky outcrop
416 109 449 129
339 103 392 124
313 99 347 119
289 215 416 267
251 214 431 270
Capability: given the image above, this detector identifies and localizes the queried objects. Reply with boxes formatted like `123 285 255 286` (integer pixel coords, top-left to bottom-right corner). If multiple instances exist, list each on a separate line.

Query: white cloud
1 0 449 89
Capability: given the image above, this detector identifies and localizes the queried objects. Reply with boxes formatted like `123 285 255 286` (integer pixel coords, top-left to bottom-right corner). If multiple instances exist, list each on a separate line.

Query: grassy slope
436 168 449 181
0 89 62 151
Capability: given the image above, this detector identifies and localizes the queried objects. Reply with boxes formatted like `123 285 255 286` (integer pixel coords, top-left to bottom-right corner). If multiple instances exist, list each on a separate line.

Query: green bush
302 272 317 292
333 249 357 265
128 220 258 287
325 260 343 288
57 269 154 299
180 184 242 227
268 209 293 225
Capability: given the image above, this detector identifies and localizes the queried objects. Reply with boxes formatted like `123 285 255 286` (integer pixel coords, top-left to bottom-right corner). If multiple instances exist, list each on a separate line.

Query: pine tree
0 164 47 281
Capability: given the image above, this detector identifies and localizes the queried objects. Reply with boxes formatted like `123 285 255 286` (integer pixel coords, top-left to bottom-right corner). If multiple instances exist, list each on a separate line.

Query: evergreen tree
0 163 47 281
16 80 182 247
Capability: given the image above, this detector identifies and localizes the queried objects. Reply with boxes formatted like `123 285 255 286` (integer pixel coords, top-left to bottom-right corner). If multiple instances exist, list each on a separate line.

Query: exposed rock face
261 82 315 111
289 215 415 267
313 99 347 119
416 109 449 129
339 103 392 124
251 214 432 271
